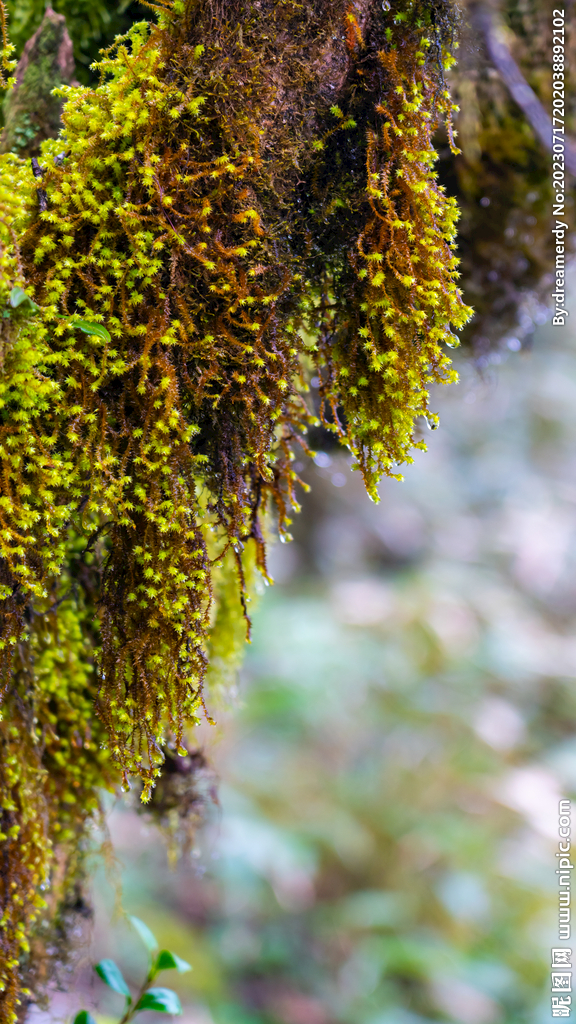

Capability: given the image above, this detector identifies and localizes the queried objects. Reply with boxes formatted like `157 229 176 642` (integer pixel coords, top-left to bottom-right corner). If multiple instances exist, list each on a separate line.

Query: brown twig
31 157 48 211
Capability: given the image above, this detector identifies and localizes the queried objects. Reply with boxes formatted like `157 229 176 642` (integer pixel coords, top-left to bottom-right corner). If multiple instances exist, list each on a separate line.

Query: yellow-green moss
0 1 472 1015
2 0 470 778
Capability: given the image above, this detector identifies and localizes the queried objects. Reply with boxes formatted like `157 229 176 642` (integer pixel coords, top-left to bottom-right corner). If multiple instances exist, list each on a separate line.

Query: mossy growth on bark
0 0 473 1017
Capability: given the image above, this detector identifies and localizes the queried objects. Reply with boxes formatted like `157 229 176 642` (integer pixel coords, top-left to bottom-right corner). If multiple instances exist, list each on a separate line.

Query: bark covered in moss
3 0 470 785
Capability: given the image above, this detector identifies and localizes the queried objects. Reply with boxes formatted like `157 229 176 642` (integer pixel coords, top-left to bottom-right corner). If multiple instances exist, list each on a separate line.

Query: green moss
0 0 470 784
0 535 115 1020
443 0 572 355
0 0 473 1014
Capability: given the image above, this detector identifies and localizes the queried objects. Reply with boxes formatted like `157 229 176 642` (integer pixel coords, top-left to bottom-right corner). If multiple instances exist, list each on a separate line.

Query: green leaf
73 1012 97 1024
136 987 182 1015
9 286 39 310
129 915 159 957
9 286 29 308
94 959 132 1001
155 950 192 973
74 320 111 341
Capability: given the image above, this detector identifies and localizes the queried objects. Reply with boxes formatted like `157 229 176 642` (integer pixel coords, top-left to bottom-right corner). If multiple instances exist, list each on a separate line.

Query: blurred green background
30 303 576 1024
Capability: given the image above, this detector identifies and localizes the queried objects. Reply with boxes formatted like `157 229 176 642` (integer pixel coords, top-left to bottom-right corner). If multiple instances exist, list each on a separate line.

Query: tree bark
0 6 76 157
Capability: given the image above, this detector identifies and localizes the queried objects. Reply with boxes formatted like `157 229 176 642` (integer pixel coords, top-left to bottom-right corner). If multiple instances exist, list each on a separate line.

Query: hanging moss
3 0 471 778
0 0 473 1017
0 535 115 1021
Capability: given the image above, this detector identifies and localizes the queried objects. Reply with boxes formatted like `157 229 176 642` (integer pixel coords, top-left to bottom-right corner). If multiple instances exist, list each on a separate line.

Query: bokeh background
32 293 576 1023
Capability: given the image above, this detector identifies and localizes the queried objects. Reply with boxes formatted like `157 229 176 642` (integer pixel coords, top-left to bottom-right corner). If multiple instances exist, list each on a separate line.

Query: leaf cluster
76 915 191 1023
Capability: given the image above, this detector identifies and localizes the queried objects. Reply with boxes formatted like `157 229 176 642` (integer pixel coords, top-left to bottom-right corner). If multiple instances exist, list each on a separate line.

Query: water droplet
314 451 332 468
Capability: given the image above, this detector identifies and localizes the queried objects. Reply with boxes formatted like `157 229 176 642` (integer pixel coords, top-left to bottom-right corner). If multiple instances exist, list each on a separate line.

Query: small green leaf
74 321 111 341
73 1012 97 1024
94 959 132 1001
9 286 39 310
9 286 29 308
156 950 192 973
136 987 182 1015
129 915 159 956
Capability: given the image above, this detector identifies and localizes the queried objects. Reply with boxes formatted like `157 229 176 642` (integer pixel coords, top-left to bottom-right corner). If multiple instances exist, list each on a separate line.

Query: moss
207 541 261 697
0 0 470 783
0 538 115 1021
0 0 472 1015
